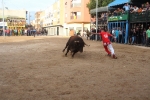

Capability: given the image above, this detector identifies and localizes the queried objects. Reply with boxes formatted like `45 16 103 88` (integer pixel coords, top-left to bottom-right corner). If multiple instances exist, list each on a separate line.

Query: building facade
43 0 65 36
35 11 45 31
0 8 26 30
64 0 91 36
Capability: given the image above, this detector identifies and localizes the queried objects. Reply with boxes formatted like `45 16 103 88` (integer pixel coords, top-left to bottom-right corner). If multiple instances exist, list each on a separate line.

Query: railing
70 3 81 8
92 19 107 26
108 12 129 21
130 10 150 22
107 11 150 22
70 15 81 20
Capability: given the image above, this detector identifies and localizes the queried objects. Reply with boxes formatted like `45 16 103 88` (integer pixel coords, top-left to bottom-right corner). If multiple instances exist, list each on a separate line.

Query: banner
108 14 128 21
0 22 7 26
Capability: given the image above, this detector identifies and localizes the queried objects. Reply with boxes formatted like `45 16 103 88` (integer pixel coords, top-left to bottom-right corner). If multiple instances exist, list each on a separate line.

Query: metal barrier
130 11 150 22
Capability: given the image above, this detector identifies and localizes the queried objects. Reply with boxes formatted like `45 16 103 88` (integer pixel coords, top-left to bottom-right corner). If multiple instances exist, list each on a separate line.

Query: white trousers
107 44 115 55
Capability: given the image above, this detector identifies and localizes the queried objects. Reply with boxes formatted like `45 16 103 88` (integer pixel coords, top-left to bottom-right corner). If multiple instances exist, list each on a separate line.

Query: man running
100 29 117 59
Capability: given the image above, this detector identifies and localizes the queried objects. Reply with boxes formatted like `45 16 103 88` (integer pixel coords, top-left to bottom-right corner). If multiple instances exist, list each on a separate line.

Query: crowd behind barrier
0 28 48 36
108 2 150 17
88 2 150 47
75 25 150 47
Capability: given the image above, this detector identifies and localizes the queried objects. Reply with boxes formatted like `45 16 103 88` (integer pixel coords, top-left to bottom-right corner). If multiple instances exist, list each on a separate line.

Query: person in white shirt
133 6 139 12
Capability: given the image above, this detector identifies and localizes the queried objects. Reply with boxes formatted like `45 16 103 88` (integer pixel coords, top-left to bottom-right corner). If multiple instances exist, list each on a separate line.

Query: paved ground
0 36 150 100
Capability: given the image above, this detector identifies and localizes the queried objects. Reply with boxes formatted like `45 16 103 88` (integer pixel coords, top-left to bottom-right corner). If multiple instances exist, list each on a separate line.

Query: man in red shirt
100 29 117 59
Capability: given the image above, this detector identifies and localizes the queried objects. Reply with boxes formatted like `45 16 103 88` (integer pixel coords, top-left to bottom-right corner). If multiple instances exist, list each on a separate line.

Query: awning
108 0 130 7
90 6 114 14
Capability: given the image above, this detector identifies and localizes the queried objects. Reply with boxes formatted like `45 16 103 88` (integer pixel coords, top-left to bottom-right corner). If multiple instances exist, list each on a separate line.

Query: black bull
63 36 90 57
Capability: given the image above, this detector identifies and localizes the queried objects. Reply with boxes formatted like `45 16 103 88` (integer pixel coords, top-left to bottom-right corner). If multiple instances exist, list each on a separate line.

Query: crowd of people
108 2 150 17
76 26 150 47
0 28 25 36
0 28 47 36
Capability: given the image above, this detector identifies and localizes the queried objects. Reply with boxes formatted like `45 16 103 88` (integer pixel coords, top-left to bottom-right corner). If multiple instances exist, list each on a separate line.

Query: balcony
70 3 81 8
70 15 81 20
130 11 150 22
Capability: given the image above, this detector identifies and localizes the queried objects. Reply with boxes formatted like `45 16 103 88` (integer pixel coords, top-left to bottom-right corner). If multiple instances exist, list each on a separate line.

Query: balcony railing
108 12 129 21
130 11 150 22
70 15 81 20
70 3 81 8
107 11 150 22
92 19 107 26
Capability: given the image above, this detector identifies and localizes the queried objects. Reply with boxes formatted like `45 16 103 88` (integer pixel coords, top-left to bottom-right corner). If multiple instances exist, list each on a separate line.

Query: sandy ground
0 36 150 100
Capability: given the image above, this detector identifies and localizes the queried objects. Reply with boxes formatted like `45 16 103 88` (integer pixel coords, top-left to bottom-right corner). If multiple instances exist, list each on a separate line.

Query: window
71 0 81 7
65 13 67 17
65 2 67 5
70 12 81 19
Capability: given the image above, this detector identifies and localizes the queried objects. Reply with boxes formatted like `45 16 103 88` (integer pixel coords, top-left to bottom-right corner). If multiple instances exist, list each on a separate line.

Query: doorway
57 27 59 36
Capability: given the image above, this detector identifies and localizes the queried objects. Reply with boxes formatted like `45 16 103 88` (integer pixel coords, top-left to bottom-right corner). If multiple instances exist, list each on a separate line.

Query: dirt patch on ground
0 36 150 100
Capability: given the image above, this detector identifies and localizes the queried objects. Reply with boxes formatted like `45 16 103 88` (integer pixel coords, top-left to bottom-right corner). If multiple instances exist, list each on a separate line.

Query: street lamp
95 0 98 41
2 0 5 37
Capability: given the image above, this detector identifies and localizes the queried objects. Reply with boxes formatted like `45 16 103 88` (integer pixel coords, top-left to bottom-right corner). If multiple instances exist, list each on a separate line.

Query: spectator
131 29 136 45
141 4 144 8
123 3 130 11
119 29 123 43
136 28 140 44
129 29 133 44
10 29 12 36
117 8 122 14
146 26 150 47
138 7 143 13
133 6 139 12
115 28 119 43
111 28 115 42
86 29 91 40
113 10 118 16
121 9 125 14
146 2 150 10
142 28 146 45
129 5 134 12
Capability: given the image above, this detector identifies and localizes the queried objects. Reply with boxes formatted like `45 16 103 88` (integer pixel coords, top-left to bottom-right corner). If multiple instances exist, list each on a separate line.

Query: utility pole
2 0 5 37
95 0 98 40
29 12 30 25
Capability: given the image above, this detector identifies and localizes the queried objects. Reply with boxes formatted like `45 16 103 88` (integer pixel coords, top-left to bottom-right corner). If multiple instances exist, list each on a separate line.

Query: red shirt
100 31 112 43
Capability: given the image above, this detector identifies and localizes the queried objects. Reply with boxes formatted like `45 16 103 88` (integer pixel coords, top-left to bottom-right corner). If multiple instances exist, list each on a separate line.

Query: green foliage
86 0 96 11
86 0 114 11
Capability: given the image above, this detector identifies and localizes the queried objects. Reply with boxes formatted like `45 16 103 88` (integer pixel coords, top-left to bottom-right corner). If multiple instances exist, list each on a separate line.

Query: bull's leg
65 48 70 56
72 51 78 57
63 42 69 52
63 47 67 52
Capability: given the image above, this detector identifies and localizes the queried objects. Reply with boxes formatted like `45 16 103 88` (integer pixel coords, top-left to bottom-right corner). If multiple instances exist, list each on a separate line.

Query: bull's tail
84 43 90 47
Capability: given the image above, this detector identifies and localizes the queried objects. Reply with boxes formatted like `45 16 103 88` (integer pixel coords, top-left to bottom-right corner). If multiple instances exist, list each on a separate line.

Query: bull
63 36 89 57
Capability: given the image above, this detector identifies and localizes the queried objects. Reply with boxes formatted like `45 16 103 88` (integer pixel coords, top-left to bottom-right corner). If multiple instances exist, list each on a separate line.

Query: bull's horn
74 41 79 42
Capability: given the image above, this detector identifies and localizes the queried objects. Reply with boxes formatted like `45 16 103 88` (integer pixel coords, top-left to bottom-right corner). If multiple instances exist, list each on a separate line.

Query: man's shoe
107 54 111 56
112 55 117 59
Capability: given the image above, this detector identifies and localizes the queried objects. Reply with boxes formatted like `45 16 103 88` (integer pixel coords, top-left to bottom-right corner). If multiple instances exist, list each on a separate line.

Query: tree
86 0 114 11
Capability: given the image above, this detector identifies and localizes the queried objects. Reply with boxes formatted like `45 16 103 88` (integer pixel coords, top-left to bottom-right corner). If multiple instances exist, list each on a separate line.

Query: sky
1 0 57 22
2 0 56 11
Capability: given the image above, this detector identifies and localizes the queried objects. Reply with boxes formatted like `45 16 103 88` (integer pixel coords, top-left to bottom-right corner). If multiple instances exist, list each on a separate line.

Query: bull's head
74 41 83 52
